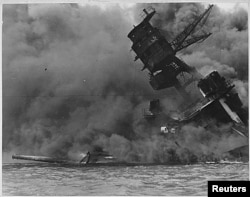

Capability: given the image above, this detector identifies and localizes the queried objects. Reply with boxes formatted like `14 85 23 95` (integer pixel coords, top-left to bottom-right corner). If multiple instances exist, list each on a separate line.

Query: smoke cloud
3 3 248 163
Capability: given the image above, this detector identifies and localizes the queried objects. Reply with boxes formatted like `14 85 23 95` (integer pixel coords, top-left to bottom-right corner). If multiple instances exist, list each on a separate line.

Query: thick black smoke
3 3 248 163
3 4 153 161
136 3 248 104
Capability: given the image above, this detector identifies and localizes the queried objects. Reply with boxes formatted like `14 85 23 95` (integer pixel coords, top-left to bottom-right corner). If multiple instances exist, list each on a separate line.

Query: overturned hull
12 152 122 165
11 154 186 166
12 155 80 165
12 150 247 165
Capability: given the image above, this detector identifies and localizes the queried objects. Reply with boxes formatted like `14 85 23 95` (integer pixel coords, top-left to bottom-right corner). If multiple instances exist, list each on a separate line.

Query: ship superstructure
128 5 248 142
128 6 213 99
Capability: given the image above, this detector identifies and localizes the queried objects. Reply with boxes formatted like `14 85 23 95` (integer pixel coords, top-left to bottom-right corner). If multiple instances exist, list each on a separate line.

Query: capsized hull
12 154 185 166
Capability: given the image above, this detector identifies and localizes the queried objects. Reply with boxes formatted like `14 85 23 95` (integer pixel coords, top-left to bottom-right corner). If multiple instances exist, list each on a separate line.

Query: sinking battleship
13 5 248 165
127 5 248 161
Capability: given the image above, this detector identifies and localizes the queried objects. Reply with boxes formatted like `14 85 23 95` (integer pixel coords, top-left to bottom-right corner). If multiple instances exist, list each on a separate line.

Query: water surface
2 163 249 196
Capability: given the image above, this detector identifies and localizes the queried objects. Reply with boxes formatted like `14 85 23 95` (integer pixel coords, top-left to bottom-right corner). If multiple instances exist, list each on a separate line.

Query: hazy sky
78 1 248 12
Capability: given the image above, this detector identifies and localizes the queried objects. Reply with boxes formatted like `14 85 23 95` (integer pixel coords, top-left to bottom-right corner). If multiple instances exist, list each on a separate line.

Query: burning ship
12 5 248 165
127 5 248 161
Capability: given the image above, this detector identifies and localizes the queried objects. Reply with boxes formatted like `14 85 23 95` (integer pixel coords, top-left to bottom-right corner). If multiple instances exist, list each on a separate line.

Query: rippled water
2 163 249 196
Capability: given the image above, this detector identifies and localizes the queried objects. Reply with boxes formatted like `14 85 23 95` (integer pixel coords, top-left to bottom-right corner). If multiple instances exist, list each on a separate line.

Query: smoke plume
3 3 248 163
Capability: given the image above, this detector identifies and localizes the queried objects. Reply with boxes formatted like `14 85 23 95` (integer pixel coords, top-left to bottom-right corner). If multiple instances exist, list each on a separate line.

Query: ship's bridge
128 7 175 74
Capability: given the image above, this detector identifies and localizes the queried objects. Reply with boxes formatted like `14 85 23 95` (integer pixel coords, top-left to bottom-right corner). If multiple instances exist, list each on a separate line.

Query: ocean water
2 162 249 196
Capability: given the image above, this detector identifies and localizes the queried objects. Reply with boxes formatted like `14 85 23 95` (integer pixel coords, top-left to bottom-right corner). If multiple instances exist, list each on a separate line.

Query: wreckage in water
12 153 189 166
12 152 121 166
127 5 248 158
12 5 248 165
